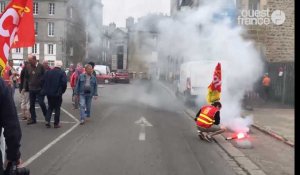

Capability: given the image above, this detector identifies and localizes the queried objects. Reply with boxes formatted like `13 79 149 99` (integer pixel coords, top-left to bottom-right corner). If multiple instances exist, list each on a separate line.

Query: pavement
158 80 294 175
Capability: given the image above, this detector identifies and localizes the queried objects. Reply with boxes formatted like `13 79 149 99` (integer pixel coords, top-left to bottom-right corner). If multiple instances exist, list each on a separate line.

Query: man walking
75 64 98 125
70 63 84 109
25 54 47 125
19 61 31 121
43 60 67 128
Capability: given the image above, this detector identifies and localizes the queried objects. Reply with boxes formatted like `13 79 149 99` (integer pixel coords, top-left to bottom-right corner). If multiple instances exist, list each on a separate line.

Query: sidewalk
243 107 294 144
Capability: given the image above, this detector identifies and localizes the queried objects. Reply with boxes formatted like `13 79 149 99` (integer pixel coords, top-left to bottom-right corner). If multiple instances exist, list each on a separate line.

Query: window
34 22 38 35
248 0 260 10
16 48 21 53
32 44 38 54
0 2 6 13
49 3 55 15
48 44 54 54
48 22 54 36
48 60 55 67
33 2 38 15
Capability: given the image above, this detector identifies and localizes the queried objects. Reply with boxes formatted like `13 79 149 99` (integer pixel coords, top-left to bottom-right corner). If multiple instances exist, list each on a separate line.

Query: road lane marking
135 116 152 141
22 107 79 167
18 119 76 124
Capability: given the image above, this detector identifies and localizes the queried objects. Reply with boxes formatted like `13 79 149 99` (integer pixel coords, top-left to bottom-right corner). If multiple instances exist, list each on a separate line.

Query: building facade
102 23 128 72
126 15 165 77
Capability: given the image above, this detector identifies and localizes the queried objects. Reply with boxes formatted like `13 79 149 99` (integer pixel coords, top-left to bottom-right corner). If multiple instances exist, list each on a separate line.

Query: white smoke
136 0 264 132
75 0 104 54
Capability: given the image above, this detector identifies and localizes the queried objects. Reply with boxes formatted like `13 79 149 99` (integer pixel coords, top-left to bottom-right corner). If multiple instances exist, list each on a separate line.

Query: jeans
29 90 47 122
79 95 92 121
46 96 62 125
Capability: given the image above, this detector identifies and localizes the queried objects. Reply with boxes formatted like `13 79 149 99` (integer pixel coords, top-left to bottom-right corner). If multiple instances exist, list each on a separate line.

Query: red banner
206 62 222 104
0 0 34 76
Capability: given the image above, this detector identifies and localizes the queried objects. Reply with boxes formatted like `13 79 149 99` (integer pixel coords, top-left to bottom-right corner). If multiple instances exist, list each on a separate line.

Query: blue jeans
79 95 92 121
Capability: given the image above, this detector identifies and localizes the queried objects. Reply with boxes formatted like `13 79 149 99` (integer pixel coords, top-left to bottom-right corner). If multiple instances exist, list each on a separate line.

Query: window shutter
44 44 47 55
53 44 56 55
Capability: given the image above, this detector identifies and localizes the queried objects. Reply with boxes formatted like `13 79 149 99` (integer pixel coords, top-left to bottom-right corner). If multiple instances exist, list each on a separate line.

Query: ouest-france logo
238 9 286 26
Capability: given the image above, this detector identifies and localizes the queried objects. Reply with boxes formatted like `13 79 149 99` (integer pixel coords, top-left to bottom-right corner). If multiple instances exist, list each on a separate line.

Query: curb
251 124 294 147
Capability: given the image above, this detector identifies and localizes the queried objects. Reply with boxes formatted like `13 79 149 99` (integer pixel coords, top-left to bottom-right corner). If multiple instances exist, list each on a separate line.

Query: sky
102 0 170 27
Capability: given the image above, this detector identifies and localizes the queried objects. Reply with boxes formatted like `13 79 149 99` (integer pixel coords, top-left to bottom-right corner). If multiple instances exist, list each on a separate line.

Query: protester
87 61 97 77
75 64 98 125
19 61 31 121
25 54 47 125
42 59 51 72
2 60 18 97
43 60 67 128
194 101 226 142
70 63 84 109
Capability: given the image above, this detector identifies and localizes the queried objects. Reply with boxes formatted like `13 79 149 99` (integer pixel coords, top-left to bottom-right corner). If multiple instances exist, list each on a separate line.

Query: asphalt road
17 80 237 175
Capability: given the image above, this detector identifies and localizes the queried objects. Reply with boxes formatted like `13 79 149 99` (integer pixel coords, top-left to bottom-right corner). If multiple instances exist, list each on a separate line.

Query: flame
237 133 246 139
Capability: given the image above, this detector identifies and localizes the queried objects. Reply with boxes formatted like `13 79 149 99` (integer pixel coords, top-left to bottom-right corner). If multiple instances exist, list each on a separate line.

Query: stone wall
265 0 294 62
237 0 294 63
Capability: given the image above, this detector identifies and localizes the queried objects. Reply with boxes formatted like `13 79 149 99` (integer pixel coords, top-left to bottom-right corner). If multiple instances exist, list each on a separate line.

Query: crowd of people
1 54 99 127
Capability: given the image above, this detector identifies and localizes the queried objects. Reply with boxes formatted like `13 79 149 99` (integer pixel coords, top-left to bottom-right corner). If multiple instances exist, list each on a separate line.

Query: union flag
0 0 34 76
206 62 222 104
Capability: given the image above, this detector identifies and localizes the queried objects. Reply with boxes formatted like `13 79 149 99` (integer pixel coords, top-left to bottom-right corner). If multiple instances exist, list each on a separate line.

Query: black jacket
0 78 22 162
42 67 67 97
19 68 29 92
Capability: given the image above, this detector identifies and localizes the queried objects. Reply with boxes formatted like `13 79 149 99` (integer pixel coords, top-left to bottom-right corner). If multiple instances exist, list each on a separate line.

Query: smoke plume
136 0 264 132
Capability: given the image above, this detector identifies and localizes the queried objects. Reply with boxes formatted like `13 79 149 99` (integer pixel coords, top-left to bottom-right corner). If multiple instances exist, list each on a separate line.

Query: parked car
115 69 130 83
95 70 113 84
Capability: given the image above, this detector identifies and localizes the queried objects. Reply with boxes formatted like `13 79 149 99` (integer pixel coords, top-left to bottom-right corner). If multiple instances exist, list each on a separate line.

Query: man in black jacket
0 77 22 173
25 54 47 125
19 61 31 121
43 60 67 128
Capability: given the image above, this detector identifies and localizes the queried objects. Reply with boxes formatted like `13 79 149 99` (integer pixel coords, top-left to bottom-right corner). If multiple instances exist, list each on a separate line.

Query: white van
176 60 222 106
94 65 110 75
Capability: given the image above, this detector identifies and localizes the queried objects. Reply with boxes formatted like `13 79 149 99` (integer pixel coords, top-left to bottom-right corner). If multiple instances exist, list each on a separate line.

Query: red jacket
70 72 77 88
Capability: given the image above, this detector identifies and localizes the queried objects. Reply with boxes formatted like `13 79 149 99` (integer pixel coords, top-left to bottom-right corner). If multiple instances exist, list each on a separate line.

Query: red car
115 70 130 83
95 70 113 84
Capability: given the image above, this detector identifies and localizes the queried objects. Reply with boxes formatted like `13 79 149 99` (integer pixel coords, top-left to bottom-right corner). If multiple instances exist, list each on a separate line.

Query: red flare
226 132 247 140
237 133 246 139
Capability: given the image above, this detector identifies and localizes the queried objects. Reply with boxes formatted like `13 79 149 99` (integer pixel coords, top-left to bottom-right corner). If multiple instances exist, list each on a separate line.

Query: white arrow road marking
135 116 152 141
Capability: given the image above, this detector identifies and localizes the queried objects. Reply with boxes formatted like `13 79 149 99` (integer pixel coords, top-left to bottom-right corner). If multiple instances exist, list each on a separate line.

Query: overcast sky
102 0 170 27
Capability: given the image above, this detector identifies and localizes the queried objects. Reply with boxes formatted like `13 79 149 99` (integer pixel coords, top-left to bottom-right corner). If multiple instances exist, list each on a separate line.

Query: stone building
102 23 128 72
126 15 167 77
